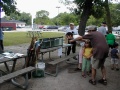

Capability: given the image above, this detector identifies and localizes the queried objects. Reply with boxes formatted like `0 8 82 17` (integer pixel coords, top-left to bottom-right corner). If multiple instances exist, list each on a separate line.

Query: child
26 37 40 67
74 41 85 71
110 43 119 71
82 40 93 78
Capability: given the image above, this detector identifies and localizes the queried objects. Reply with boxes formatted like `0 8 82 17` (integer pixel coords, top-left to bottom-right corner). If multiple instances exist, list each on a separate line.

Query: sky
1 0 70 18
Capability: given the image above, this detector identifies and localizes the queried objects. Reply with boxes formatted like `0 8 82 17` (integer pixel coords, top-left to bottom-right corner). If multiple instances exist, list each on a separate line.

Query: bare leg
91 68 96 81
78 63 82 69
111 64 114 69
101 66 106 79
116 64 119 68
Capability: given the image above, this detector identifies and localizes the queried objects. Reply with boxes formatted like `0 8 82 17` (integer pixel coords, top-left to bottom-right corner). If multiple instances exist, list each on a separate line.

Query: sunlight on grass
4 31 65 46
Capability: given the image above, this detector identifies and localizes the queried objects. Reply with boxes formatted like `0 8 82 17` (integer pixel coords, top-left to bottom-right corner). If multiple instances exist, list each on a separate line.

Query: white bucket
36 62 45 70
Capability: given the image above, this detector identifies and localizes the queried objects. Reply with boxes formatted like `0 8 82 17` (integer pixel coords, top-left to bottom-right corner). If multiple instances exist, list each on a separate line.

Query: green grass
4 32 65 46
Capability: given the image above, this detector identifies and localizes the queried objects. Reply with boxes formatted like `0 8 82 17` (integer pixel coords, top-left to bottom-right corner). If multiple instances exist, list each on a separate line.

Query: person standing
97 22 107 36
0 28 4 53
70 25 109 85
66 23 78 59
82 41 93 78
106 30 116 49
110 43 119 71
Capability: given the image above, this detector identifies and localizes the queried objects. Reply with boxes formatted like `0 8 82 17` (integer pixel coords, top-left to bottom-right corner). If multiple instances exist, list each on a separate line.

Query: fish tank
39 36 63 49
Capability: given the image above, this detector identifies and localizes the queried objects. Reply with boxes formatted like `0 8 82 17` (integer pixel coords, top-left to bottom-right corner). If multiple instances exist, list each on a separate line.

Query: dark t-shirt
83 31 109 59
111 48 119 58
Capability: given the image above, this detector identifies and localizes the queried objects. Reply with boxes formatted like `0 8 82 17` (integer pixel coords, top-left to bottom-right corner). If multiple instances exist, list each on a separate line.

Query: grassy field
4 32 65 46
4 31 120 46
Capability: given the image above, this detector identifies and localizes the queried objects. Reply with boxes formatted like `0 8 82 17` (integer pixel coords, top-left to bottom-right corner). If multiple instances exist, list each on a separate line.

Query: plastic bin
50 38 55 48
32 62 45 78
41 38 50 49
54 38 59 47
58 37 63 46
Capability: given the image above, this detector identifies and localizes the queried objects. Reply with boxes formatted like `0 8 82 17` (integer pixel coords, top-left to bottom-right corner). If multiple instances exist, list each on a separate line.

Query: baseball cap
69 23 74 26
88 25 97 31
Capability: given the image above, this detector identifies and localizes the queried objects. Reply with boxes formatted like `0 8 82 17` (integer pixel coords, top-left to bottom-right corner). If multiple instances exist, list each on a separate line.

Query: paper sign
58 47 62 56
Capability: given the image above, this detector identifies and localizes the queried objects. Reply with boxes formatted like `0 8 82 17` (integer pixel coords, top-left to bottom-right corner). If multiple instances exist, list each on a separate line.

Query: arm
69 36 83 43
116 53 120 59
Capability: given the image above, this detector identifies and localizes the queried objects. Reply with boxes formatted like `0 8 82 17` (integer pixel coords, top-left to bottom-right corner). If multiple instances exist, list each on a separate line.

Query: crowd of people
0 22 119 86
65 22 120 85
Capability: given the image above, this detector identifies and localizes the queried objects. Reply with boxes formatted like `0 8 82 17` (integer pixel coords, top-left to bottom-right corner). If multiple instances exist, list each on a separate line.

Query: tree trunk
104 0 112 31
78 0 93 36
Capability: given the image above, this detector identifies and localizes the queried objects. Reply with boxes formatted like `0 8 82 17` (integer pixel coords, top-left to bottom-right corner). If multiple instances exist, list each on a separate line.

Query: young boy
111 43 119 71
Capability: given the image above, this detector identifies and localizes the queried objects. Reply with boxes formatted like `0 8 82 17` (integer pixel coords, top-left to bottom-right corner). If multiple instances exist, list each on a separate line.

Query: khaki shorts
91 58 105 69
111 58 119 64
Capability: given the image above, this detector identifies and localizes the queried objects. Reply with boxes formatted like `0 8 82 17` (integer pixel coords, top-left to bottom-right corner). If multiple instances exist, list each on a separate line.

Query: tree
87 3 120 27
104 0 112 31
110 3 120 26
52 12 79 25
0 0 19 15
61 0 105 35
4 12 32 25
34 10 51 25
61 0 120 35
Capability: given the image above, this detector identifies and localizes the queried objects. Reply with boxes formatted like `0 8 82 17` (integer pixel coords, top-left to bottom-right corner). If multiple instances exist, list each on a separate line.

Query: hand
86 56 91 60
69 39 74 43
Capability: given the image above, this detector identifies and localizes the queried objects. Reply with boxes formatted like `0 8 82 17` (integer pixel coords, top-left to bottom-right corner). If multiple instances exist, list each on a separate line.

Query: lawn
4 31 65 46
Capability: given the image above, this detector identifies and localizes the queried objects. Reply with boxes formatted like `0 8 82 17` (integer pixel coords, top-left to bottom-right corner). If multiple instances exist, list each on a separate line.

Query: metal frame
45 54 79 77
11 73 29 90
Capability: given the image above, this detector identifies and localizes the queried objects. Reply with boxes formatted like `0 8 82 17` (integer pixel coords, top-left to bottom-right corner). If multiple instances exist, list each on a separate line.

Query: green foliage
34 10 51 25
4 12 32 25
110 3 120 26
53 12 79 25
0 0 19 15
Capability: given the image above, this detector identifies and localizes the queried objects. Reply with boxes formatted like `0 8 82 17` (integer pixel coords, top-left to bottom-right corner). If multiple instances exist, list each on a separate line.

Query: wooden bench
0 66 35 89
45 53 79 77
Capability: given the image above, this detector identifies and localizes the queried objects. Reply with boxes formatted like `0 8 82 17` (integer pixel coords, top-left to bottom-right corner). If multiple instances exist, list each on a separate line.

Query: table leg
23 56 27 68
41 53 44 62
49 52 50 59
65 47 67 56
11 59 17 72
4 62 10 72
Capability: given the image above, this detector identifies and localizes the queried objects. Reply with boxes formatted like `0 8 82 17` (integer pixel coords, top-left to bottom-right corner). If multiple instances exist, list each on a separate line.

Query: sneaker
89 69 92 73
73 57 77 60
116 68 119 71
74 68 81 71
98 79 107 85
111 68 114 70
89 79 96 85
67 59 70 61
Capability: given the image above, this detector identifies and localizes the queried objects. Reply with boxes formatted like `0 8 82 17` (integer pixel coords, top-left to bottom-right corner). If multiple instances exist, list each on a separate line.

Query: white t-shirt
97 26 107 35
66 28 78 35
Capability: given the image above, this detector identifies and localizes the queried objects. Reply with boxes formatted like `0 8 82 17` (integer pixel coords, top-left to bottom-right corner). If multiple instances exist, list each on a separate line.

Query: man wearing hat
70 25 109 85
65 23 78 59
97 22 107 36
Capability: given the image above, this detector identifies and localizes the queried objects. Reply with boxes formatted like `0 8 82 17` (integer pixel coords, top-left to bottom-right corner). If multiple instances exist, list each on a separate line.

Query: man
0 28 4 53
66 23 78 59
70 25 109 85
97 22 107 36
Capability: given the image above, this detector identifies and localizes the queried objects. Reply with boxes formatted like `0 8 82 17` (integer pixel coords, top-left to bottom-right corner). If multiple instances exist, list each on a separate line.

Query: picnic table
0 52 35 89
0 53 27 74
27 30 42 37
39 43 72 61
